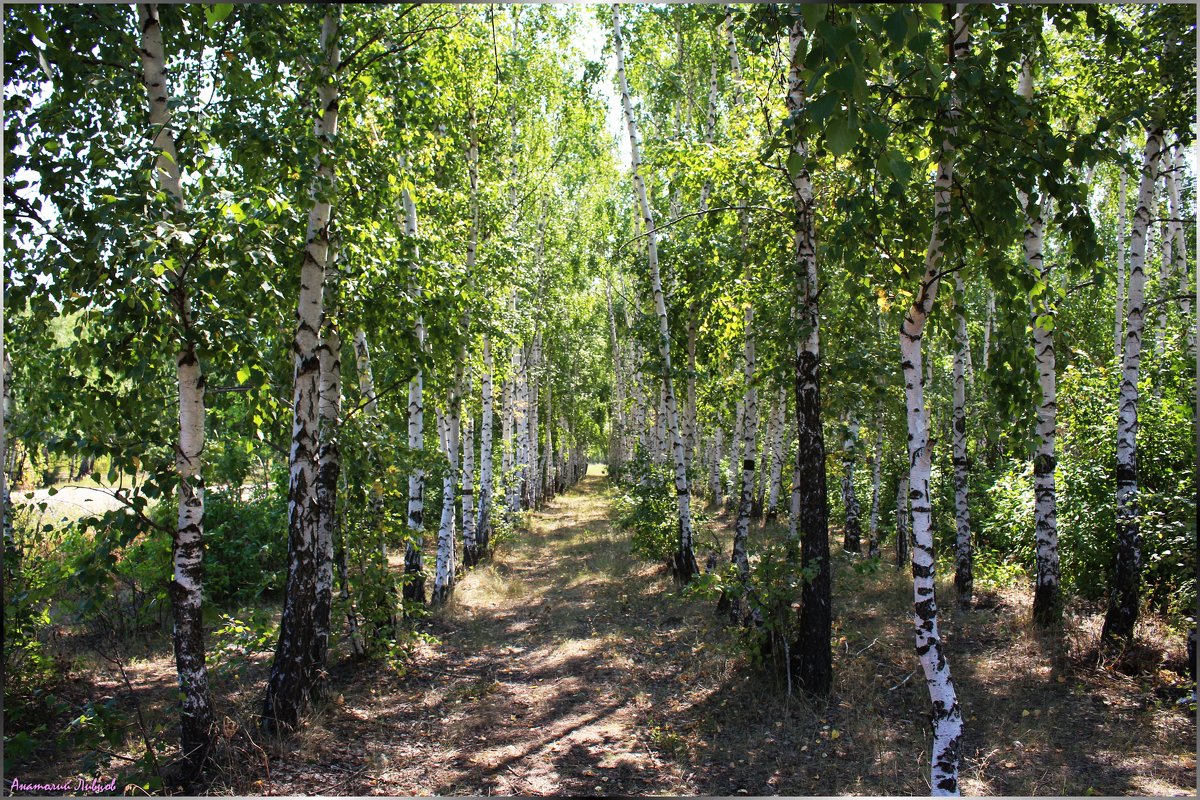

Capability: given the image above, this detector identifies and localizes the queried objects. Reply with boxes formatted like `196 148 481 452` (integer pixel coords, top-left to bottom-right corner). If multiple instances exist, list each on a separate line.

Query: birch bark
840 416 862 554
477 337 495 552
264 4 339 734
402 164 426 606
868 425 883 559
784 16 832 698
1019 59 1060 626
137 2 214 765
951 272 973 605
613 3 697 581
1102 129 1165 644
896 6 968 792
1115 169 1128 365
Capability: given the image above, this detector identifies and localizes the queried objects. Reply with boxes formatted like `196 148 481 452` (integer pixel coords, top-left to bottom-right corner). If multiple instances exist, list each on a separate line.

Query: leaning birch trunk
613 3 697 582
138 2 214 766
896 6 967 792
1115 168 1128 366
784 16 832 698
432 409 458 605
477 337 495 552
314 270 341 671
840 416 862 554
951 272 973 606
867 425 883 559
265 5 339 734
1102 129 1165 644
1019 58 1060 627
402 165 426 606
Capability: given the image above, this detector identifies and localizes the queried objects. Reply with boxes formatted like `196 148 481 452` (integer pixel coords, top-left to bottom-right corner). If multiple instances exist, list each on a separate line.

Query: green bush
614 454 701 564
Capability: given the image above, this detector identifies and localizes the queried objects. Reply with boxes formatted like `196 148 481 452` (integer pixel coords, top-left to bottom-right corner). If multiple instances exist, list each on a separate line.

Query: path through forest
255 464 1195 797
295 465 703 795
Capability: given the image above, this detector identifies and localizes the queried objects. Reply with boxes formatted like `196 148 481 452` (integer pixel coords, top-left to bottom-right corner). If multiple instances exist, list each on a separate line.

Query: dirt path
282 467 708 796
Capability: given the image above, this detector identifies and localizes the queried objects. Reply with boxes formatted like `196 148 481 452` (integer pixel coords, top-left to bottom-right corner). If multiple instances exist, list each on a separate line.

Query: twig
851 637 880 658
92 647 164 784
887 670 917 691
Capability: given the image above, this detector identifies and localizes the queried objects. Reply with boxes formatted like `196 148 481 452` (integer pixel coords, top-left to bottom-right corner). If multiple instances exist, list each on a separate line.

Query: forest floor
20 465 1197 796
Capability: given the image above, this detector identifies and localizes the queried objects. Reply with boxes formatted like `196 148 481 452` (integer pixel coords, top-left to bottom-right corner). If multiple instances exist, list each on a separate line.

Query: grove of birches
2 2 1196 797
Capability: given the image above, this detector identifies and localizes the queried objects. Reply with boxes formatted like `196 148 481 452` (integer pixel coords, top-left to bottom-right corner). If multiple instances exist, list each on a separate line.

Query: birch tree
264 5 340 733
896 5 968 791
612 3 698 582
1101 128 1165 644
136 2 214 770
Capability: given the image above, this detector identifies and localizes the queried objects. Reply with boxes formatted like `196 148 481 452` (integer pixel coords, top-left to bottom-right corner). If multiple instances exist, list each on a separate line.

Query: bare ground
15 466 1196 796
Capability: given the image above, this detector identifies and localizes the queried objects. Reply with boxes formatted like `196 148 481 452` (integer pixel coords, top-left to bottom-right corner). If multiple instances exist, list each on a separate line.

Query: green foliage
614 453 710 566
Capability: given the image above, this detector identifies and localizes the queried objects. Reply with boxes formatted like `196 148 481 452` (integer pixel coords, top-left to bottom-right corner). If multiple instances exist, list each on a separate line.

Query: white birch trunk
433 409 458 605
1102 129 1165 643
1155 148 1174 357
402 162 426 606
895 474 910 570
1115 169 1128 365
265 4 339 734
613 3 697 580
868 424 883 559
897 6 967 792
1018 58 1059 626
138 3 214 763
840 415 862 554
766 385 786 520
1168 144 1192 353
530 331 542 507
477 337 495 551
951 272 972 605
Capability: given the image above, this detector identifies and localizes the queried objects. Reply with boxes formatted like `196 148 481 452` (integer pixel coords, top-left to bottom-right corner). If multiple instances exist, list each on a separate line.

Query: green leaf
825 64 857 94
204 4 234 25
786 150 805 177
826 116 857 158
237 366 251 384
884 10 909 46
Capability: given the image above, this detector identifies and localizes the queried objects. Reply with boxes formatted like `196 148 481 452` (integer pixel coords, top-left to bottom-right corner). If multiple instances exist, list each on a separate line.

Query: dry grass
15 467 1196 796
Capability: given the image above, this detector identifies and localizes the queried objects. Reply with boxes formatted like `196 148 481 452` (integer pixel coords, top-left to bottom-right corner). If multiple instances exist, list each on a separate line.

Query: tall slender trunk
2 351 13 579
867 424 883 559
840 416 862 554
137 4 213 769
477 337 495 551
347 330 379 646
1171 144 1190 357
895 474 910 570
264 5 339 734
1115 169 1128 366
516 342 530 508
529 331 542 507
313 268 341 673
402 164 426 607
1102 129 1165 644
685 311 698 465
462 410 478 567
1020 57 1059 627
432 407 458 605
543 379 555 500
896 6 967 792
605 284 627 469
709 427 724 500
613 3 697 582
1154 147 1174 357
951 272 973 605
982 290 994 372
784 17 831 698
730 267 758 618
766 385 786 521
1169 144 1192 354
698 57 718 213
